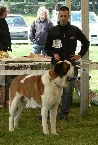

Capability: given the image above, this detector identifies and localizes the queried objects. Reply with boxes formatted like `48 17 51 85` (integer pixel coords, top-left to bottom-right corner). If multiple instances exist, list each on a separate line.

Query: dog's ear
54 62 70 77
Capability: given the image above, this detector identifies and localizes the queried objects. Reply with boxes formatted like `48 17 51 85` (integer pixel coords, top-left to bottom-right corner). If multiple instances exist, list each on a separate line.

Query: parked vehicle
5 14 29 44
51 10 98 45
71 11 98 45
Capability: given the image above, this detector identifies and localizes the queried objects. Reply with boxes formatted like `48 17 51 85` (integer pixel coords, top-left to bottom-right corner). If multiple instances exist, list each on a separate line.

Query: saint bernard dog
9 60 74 134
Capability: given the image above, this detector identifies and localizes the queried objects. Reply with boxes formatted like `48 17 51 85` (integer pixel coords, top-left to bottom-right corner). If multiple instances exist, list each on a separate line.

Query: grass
89 46 98 92
22 13 51 27
89 46 98 61
9 44 32 57
0 97 98 145
9 44 98 60
22 14 37 27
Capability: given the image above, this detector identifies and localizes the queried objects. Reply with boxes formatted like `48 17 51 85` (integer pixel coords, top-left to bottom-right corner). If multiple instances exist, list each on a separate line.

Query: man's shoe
60 115 68 120
58 114 68 120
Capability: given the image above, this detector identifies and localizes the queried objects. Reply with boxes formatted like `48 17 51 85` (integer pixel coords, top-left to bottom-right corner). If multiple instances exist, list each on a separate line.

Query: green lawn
0 98 98 145
9 44 32 58
9 45 98 61
23 14 37 27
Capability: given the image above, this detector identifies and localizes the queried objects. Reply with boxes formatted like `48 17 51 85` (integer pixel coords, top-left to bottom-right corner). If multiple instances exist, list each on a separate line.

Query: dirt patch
0 86 5 108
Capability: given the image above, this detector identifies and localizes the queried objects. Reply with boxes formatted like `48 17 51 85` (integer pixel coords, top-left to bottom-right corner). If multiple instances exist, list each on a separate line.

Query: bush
10 3 34 14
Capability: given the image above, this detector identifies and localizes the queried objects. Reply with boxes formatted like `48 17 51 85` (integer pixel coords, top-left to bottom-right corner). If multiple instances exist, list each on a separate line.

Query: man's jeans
33 43 48 56
60 81 74 116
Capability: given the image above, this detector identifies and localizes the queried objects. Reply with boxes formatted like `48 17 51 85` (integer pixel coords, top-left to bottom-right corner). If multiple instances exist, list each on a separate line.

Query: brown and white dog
9 60 74 134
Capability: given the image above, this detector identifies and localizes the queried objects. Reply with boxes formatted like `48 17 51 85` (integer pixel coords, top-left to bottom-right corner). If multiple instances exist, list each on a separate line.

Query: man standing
0 6 12 86
44 6 89 120
29 6 53 56
0 6 11 52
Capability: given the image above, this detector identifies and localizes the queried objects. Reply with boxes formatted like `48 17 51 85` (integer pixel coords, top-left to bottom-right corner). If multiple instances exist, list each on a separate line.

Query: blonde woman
29 6 53 56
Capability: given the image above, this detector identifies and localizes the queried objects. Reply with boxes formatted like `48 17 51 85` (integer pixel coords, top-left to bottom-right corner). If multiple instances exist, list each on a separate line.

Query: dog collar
48 76 63 88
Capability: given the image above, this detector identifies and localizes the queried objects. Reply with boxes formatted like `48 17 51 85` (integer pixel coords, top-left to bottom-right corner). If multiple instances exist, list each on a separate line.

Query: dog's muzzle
67 77 75 82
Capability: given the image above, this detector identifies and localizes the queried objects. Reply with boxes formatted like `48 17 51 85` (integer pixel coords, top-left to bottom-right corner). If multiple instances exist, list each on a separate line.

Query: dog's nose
71 61 76 66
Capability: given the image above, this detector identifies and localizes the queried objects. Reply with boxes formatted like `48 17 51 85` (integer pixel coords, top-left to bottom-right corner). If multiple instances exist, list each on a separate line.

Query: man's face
58 10 70 26
2 10 7 18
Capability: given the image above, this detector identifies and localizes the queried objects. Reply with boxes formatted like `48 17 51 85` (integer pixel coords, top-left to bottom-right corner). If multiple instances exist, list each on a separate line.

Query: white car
5 14 30 44
51 10 98 45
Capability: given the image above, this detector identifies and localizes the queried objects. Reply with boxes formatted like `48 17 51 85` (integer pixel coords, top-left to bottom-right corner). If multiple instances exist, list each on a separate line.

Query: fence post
80 0 89 115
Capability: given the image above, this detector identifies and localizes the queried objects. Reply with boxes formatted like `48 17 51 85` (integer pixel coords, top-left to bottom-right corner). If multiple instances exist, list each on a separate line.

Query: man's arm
48 19 54 29
44 30 54 57
70 27 89 62
0 27 3 51
77 28 90 57
29 21 36 42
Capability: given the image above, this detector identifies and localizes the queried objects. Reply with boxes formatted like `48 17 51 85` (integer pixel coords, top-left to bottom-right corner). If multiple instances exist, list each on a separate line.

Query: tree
33 0 39 13
45 0 66 13
92 0 96 13
92 0 98 14
7 0 10 13
45 0 56 12
71 0 81 11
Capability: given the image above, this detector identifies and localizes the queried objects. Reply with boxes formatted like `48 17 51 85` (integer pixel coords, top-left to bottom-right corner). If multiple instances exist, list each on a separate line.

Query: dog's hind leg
14 97 26 128
50 103 59 135
9 92 22 132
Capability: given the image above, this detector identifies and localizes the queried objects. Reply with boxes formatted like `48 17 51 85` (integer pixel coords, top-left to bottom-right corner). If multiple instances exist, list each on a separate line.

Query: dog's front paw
9 127 14 132
14 123 18 128
44 131 49 135
9 117 14 132
43 130 49 134
51 131 58 135
89 104 92 107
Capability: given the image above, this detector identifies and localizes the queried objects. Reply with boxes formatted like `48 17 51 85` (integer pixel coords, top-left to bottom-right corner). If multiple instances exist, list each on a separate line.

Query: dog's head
54 60 74 79
48 60 74 88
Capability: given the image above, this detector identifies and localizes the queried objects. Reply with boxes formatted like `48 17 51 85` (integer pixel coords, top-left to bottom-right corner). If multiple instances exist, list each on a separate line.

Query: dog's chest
42 86 63 105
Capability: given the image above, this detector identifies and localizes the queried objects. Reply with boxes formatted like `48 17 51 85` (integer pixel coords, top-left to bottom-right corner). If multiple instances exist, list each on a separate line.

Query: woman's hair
0 6 7 16
37 6 49 19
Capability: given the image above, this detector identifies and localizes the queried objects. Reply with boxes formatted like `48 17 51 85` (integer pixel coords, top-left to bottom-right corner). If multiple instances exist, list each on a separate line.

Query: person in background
0 6 12 87
44 6 89 120
0 6 11 52
29 6 53 56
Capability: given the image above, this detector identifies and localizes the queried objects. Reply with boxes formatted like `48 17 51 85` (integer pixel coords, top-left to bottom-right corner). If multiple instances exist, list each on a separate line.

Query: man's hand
54 54 60 61
70 54 81 61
